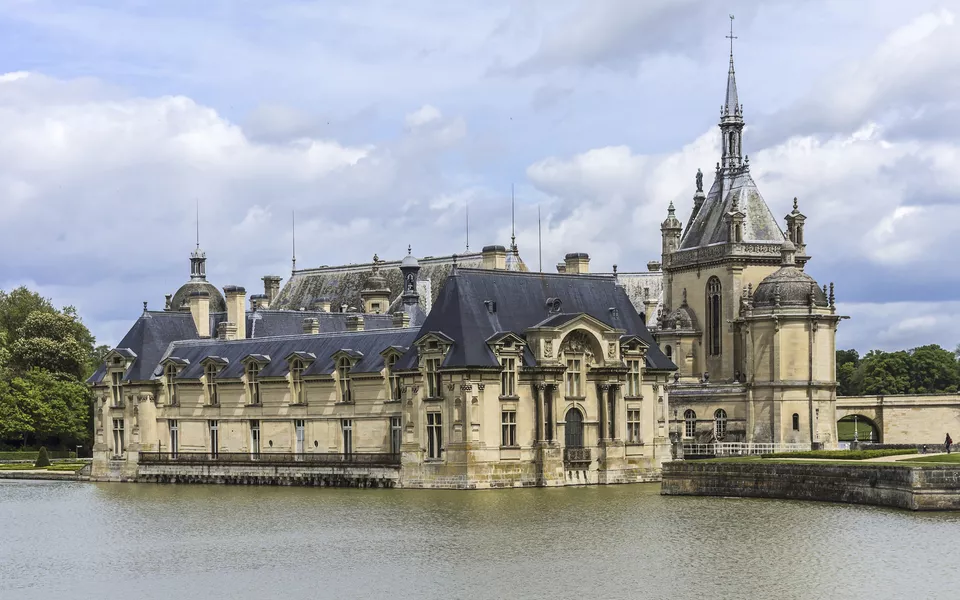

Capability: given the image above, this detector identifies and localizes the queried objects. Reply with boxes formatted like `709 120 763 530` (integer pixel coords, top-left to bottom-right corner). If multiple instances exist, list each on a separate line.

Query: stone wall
661 461 960 511
137 464 400 488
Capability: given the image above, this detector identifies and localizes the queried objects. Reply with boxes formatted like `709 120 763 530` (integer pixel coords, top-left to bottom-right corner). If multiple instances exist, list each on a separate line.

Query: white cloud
837 301 960 352
405 104 442 128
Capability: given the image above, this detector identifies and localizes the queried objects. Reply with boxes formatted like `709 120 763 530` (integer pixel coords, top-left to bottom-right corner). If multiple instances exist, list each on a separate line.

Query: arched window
665 345 673 360
290 359 305 405
684 409 696 438
714 409 727 440
246 363 261 405
164 365 179 406
337 358 352 403
728 132 736 157
792 413 800 431
706 277 722 356
565 408 584 448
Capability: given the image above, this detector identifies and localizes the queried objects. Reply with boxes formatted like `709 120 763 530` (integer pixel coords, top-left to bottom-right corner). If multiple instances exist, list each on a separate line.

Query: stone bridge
836 394 960 444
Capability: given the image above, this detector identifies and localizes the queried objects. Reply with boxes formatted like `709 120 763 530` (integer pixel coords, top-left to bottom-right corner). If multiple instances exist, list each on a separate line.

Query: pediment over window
619 335 650 353
485 331 526 357
200 356 229 367
241 354 271 366
331 349 364 364
285 351 317 363
159 356 190 368
380 345 408 362
105 348 137 364
414 331 454 350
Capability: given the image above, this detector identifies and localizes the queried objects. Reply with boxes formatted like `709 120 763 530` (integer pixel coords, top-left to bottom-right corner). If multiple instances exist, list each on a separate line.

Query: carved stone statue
696 168 703 193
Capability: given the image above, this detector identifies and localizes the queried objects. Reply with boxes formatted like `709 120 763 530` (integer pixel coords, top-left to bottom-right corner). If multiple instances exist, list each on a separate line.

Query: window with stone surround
246 363 261 405
112 418 125 457
341 419 353 455
792 413 800 431
111 371 123 407
250 420 261 457
164 364 179 406
706 277 722 357
501 409 517 447
390 417 402 454
684 409 696 439
205 364 219 406
209 420 219 458
500 357 517 397
565 359 582 398
290 358 306 405
388 354 402 401
626 359 641 397
714 409 727 440
337 358 352 403
627 410 641 443
169 420 179 458
425 357 442 399
426 412 443 459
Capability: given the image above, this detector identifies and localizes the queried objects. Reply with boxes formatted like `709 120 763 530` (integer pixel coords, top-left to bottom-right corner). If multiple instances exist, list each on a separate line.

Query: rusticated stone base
135 464 400 488
661 461 960 511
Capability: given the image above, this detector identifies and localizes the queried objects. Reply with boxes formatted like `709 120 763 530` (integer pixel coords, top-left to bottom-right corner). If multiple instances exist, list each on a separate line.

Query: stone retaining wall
661 461 960 511
137 464 400 488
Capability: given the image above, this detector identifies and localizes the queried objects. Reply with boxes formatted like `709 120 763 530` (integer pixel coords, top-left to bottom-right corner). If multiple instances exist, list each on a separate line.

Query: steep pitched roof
167 328 419 380
396 269 674 371
87 311 199 384
679 169 784 250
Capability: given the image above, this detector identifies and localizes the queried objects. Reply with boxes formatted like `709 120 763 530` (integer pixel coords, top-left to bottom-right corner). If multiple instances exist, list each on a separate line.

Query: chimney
164 294 173 311
311 297 332 312
262 275 282 307
564 252 590 274
555 262 566 273
392 312 410 328
647 261 661 272
302 317 319 335
481 245 507 270
188 291 210 338
217 321 238 341
346 315 364 332
249 294 267 311
223 286 247 340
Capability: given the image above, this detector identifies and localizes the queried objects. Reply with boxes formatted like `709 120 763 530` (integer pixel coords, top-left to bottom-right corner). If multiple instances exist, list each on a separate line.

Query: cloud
837 301 960 353
405 104 443 128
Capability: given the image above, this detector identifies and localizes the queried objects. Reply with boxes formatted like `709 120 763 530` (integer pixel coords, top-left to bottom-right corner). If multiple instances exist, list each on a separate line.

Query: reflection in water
2 480 960 600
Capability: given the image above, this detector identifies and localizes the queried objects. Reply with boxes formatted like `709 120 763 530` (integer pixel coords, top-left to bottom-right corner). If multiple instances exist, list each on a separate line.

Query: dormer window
425 357 441 398
337 357 352 403
164 365 179 406
290 359 306 405
111 371 124 407
205 364 219 406
500 357 517 397
246 363 261 405
388 355 402 401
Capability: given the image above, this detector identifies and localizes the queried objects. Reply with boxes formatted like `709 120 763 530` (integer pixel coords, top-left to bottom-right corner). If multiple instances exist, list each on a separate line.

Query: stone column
533 383 544 443
545 385 555 442
597 384 607 441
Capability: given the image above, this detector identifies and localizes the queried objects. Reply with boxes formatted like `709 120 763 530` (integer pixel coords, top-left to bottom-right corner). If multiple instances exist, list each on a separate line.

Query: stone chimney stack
392 312 410 328
564 252 590 274
188 291 210 338
302 317 320 335
482 245 507 270
217 321 238 341
223 286 247 340
249 294 267 311
262 275 282 307
346 315 364 332
311 297 332 313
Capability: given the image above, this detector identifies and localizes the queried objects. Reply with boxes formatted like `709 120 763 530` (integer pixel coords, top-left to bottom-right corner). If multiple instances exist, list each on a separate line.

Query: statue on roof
696 168 703 193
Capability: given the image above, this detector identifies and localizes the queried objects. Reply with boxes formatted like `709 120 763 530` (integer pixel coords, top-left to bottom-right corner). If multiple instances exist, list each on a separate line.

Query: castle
86 38 843 487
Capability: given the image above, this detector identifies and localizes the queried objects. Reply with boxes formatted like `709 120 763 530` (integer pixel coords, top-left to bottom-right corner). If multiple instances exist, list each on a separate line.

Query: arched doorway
565 408 584 448
837 415 881 443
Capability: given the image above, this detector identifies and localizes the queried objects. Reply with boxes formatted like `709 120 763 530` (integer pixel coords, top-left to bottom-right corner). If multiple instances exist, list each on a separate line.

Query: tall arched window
728 132 736 157
665 345 673 361
684 409 696 439
792 413 800 431
337 358 352 403
706 277 722 356
714 409 727 440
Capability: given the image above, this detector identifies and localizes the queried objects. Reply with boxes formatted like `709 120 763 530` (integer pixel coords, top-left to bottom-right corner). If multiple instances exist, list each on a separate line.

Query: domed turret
752 239 827 308
170 245 226 312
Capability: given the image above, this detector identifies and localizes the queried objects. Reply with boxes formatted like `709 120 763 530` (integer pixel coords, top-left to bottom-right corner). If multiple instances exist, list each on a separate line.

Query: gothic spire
723 14 740 119
720 14 744 171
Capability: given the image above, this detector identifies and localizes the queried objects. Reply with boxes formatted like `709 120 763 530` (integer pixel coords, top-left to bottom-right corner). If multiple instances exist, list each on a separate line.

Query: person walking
946 433 953 454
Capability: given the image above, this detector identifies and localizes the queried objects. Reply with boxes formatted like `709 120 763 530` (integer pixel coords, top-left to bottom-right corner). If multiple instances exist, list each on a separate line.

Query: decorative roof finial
143 301 148 314
829 282 835 307
408 244 412 255
510 183 517 252
667 201 676 216
451 253 458 275
372 253 381 275
793 197 799 211
292 210 297 273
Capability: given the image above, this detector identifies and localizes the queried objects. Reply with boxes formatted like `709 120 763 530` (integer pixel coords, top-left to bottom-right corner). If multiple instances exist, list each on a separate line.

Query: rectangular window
294 419 305 455
390 417 402 454
342 419 353 455
209 420 219 458
426 358 441 398
169 420 179 458
205 365 219 405
626 360 641 397
165 366 178 406
426 412 443 459
501 410 517 447
565 359 582 397
112 418 125 457
111 372 123 407
500 357 516 397
627 410 641 444
291 360 305 404
250 420 261 458
389 356 402 401
247 363 261 405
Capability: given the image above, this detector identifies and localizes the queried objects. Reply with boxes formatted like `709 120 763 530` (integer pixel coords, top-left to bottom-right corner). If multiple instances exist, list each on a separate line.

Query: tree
859 350 911 395
0 370 90 449
0 287 54 347
836 349 861 396
907 344 960 394
9 312 90 380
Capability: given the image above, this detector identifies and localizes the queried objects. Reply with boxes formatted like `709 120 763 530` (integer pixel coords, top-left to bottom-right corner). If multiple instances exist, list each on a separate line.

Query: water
2 481 960 600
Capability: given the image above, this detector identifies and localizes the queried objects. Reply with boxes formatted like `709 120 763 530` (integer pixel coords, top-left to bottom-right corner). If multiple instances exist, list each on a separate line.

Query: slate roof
87 311 199 384
679 169 784 250
165 328 419 380
395 269 675 371
209 310 404 339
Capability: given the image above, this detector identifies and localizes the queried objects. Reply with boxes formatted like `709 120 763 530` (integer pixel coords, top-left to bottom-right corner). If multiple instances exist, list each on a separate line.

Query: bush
34 446 51 468
760 449 917 460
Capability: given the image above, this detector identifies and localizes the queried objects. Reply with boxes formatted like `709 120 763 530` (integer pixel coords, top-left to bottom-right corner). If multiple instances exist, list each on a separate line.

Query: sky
1 0 958 354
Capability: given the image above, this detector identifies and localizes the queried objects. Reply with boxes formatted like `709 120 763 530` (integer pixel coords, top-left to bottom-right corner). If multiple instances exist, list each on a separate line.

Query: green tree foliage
0 286 98 449
34 446 50 468
838 345 960 396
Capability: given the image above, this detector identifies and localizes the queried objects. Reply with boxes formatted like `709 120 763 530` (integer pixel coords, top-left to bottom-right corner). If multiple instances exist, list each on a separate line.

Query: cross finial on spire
291 210 297 273
510 183 517 251
195 198 200 249
727 14 737 58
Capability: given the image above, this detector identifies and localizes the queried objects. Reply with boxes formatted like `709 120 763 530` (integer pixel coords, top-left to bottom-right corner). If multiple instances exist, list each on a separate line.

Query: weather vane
726 14 737 57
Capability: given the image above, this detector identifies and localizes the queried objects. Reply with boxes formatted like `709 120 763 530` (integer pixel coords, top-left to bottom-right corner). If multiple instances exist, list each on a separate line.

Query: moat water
3 480 960 600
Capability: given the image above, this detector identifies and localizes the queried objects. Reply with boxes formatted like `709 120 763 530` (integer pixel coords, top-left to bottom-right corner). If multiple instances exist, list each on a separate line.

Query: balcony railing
139 452 401 467
682 442 811 456
563 447 592 464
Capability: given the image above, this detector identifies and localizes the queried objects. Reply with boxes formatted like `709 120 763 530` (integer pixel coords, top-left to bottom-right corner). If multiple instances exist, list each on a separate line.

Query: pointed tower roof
723 16 740 118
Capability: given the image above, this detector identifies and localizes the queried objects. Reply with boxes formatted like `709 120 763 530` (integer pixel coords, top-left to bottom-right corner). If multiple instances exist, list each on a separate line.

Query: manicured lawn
759 449 917 460
0 462 86 471
898 453 960 464
836 420 879 442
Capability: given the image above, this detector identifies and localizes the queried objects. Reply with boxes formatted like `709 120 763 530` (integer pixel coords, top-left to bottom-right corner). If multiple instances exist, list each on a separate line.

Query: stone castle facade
87 41 843 487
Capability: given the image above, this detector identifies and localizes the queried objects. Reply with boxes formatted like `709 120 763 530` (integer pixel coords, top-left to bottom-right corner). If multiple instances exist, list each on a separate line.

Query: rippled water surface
2 480 960 600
